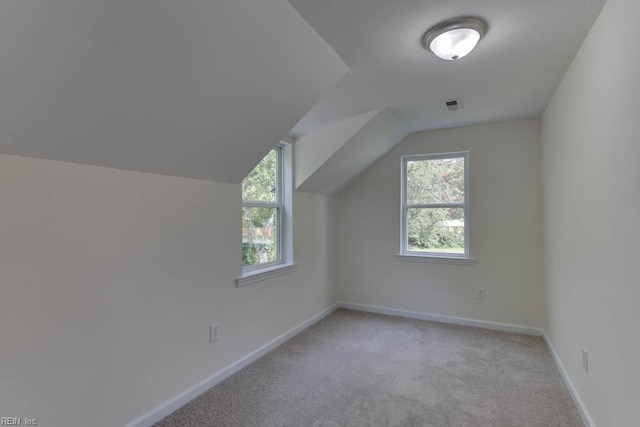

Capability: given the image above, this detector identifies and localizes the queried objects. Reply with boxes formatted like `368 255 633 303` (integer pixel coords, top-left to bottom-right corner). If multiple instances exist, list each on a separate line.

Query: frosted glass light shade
423 18 487 61
429 28 481 61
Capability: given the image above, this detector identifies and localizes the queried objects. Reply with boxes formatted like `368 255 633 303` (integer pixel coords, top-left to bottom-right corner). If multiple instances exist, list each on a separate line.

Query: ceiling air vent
445 98 462 111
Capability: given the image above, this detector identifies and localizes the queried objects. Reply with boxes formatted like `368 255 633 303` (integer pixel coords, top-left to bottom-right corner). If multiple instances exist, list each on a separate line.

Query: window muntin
242 146 284 270
401 152 469 257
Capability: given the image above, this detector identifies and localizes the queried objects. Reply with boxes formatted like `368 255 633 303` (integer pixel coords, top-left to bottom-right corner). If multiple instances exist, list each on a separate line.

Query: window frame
398 151 475 264
237 142 295 286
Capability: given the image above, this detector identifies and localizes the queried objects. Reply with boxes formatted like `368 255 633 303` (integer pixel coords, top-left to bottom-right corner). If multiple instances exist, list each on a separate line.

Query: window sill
236 263 297 287
394 253 476 266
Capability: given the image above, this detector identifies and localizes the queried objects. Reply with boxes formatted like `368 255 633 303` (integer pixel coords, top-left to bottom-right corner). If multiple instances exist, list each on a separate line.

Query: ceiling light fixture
423 17 487 61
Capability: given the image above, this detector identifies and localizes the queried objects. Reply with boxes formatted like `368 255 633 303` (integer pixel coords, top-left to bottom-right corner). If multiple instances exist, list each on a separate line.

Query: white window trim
393 253 475 266
236 263 297 287
237 142 295 286
396 151 476 265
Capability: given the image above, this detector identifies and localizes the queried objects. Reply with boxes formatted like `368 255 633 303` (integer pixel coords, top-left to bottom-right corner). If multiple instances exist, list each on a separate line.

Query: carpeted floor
155 309 583 427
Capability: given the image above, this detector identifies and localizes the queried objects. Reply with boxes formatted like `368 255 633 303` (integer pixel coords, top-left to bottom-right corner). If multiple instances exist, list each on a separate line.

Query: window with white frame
400 151 469 258
239 142 293 283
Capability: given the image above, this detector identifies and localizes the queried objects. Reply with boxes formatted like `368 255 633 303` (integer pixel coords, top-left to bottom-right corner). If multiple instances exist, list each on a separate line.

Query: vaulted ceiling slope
289 0 606 136
295 109 405 195
0 0 347 183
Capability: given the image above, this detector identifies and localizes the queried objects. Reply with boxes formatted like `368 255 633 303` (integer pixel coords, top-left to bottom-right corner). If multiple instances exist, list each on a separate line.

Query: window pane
407 208 464 254
242 207 279 267
242 149 278 203
407 157 464 205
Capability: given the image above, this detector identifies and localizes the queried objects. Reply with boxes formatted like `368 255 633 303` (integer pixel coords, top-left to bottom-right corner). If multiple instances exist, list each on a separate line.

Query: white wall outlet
582 348 588 373
210 322 220 343
476 288 486 300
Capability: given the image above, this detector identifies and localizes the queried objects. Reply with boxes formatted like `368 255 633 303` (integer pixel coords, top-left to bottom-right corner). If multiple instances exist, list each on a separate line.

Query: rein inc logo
1 418 38 425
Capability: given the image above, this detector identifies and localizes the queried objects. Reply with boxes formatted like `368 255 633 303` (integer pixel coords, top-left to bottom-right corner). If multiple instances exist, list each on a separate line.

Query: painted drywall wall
296 109 406 195
295 110 380 189
541 0 640 424
0 154 338 427
337 119 544 328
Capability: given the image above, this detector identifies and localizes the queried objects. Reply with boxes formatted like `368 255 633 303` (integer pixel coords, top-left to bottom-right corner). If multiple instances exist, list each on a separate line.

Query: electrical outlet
476 288 486 300
582 348 588 373
210 323 220 343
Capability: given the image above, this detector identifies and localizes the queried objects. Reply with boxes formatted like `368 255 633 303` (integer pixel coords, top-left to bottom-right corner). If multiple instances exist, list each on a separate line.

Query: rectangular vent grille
445 98 462 111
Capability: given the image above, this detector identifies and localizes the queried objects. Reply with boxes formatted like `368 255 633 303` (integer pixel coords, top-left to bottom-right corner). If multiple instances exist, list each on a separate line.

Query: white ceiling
0 0 607 186
0 0 347 183
295 108 405 194
289 0 607 137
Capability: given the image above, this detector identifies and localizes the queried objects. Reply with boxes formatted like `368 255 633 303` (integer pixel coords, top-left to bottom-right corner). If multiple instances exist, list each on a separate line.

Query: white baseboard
340 303 595 424
123 302 340 427
124 301 592 427
338 303 596 421
543 332 595 427
338 302 544 336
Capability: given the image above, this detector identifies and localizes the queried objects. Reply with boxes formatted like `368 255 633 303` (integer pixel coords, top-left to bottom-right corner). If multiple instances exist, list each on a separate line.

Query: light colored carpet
155 309 583 427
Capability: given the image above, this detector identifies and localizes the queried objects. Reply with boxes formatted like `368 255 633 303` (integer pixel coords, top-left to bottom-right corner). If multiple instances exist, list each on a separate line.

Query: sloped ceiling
295 109 380 190
295 109 405 195
285 0 606 196
0 0 348 183
0 0 607 192
289 0 606 136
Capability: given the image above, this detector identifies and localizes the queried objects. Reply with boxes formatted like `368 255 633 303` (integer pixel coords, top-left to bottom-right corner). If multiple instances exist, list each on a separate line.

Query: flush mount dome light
423 17 487 61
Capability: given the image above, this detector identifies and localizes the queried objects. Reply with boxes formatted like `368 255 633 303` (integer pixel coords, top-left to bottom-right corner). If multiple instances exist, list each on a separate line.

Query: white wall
541 0 640 424
295 109 406 195
337 119 544 328
0 154 338 427
295 110 380 189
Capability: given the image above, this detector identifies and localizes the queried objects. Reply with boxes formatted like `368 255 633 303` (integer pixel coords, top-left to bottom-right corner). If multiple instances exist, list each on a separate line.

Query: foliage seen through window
242 149 281 268
403 155 467 255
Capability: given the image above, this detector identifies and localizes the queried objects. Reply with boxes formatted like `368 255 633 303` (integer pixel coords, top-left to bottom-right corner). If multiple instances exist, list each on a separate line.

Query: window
238 142 294 286
399 151 473 264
